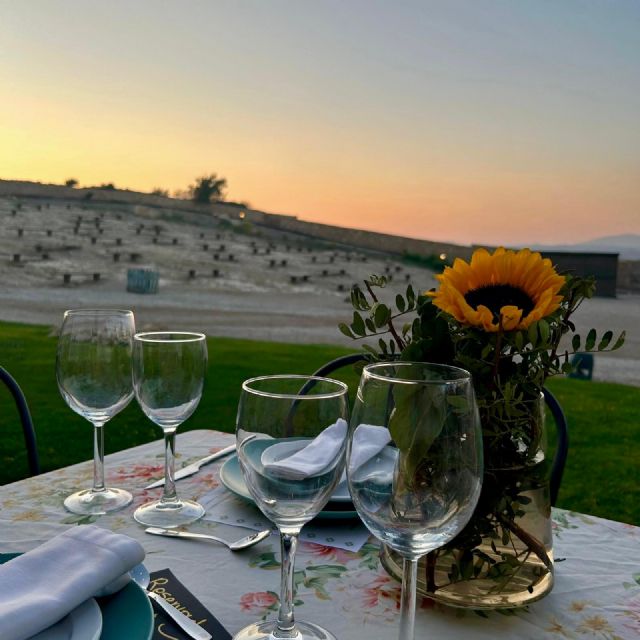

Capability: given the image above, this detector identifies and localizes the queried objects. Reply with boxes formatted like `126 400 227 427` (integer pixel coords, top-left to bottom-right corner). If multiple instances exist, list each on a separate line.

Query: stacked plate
0 554 154 640
219 454 358 519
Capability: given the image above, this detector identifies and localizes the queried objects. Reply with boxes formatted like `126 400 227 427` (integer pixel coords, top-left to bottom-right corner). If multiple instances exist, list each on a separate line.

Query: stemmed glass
133 331 208 528
235 375 349 640
56 308 135 515
347 362 483 640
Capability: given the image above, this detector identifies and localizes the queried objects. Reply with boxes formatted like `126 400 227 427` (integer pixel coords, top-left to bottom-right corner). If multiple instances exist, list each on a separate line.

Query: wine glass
235 375 349 640
56 308 135 515
347 362 483 640
133 331 207 528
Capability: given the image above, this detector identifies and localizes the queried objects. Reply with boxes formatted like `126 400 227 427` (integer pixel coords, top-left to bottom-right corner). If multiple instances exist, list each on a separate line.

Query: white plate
220 454 358 519
31 598 102 640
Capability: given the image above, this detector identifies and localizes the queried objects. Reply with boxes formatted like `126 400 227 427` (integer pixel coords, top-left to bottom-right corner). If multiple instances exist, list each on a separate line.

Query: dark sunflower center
464 284 534 319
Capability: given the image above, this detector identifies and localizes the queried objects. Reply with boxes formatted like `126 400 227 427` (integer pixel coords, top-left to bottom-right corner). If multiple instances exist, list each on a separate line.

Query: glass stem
398 556 418 640
275 530 299 638
92 422 106 493
161 429 178 503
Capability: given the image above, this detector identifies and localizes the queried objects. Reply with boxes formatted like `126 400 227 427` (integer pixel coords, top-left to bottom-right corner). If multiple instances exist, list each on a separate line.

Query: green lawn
1 321 638 526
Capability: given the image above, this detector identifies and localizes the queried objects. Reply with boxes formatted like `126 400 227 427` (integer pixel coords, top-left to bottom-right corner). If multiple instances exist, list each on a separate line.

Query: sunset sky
1 1 638 246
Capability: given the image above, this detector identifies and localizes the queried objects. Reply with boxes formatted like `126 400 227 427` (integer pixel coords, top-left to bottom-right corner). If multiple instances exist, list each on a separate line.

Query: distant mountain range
531 234 640 260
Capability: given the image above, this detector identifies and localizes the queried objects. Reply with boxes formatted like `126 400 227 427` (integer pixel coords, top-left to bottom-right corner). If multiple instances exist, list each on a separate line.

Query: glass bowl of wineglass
347 362 483 640
235 374 349 640
56 308 135 515
132 331 208 528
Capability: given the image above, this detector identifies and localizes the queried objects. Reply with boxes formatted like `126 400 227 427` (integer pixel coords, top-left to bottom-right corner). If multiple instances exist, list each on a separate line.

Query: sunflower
428 247 566 332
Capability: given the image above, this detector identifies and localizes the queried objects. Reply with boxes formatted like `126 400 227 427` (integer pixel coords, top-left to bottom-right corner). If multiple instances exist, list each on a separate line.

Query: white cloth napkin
0 525 145 640
347 424 392 473
261 418 348 480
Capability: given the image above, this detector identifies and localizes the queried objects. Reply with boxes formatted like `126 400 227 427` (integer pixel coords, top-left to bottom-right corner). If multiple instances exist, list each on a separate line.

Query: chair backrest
0 366 40 477
312 354 569 507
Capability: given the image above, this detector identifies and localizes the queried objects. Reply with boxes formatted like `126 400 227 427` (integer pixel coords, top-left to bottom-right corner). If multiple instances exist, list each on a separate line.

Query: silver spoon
130 564 211 640
145 526 272 551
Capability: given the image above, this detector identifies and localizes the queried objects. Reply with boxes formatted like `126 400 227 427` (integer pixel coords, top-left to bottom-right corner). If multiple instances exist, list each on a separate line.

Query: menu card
148 568 231 640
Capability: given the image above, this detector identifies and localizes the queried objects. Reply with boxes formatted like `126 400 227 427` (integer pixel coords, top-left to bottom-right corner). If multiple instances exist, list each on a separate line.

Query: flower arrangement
341 246 625 606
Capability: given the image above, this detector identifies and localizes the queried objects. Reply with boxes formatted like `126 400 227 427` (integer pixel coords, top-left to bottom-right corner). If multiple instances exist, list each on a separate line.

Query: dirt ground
1 197 637 386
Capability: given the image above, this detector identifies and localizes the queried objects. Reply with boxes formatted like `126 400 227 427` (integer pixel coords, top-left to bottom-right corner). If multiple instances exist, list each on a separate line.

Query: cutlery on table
145 444 236 489
145 526 272 551
130 564 212 640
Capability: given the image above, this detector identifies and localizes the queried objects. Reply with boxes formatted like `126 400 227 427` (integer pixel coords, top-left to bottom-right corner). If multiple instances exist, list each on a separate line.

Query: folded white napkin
0 525 145 640
261 418 348 480
347 424 392 473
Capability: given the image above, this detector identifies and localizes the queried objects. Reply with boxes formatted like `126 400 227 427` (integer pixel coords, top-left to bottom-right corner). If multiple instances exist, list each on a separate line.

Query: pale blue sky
1 1 638 244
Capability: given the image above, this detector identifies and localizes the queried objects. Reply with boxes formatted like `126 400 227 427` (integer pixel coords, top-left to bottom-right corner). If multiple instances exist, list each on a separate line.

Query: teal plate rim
0 552 154 640
219 453 360 520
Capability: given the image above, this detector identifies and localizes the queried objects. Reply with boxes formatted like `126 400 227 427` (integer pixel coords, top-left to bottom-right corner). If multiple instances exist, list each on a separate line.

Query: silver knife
145 444 236 489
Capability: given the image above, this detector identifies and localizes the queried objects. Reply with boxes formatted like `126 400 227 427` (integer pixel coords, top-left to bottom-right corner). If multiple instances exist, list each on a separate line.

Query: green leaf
373 303 391 328
351 312 366 337
571 334 581 352
527 322 538 347
585 328 597 351
406 284 416 307
597 330 613 350
514 331 524 352
538 319 550 345
338 323 355 339
447 396 469 412
388 384 448 480
611 331 626 351
395 294 406 312
365 317 376 333
561 361 573 374
362 344 378 357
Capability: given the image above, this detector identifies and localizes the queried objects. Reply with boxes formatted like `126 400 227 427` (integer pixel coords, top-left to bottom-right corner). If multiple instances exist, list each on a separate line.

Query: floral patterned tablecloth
1 429 638 640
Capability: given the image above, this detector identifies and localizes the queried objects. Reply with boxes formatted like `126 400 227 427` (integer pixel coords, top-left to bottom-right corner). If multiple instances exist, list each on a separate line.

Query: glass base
133 498 205 528
233 620 337 640
64 487 133 515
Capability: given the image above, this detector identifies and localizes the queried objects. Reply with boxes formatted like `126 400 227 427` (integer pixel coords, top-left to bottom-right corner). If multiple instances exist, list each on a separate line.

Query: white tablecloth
1 430 639 639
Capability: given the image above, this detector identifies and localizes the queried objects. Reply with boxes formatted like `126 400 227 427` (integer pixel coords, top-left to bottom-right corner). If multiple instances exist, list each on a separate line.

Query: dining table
1 429 638 640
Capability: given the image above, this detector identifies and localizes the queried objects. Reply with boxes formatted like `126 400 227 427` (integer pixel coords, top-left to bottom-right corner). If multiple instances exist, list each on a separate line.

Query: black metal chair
0 366 40 477
312 354 569 506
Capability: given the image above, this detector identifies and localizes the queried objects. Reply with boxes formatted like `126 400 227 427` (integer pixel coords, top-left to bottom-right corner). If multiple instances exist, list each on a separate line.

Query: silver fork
145 526 272 551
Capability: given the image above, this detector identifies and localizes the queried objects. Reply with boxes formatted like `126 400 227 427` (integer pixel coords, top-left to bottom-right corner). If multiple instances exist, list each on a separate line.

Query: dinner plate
0 553 153 640
30 597 102 640
220 454 359 519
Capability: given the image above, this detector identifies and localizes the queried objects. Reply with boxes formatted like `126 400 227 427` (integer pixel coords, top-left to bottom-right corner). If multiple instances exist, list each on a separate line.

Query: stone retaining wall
0 179 243 218
248 212 473 261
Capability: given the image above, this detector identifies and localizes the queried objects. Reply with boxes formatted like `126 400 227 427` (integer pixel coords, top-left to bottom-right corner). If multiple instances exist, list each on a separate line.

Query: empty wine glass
347 362 483 640
235 375 349 640
133 331 207 528
56 308 135 515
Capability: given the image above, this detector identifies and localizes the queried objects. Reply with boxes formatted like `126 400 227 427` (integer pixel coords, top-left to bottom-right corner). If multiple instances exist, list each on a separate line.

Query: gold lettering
148 577 169 591
147 582 208 628
157 622 180 640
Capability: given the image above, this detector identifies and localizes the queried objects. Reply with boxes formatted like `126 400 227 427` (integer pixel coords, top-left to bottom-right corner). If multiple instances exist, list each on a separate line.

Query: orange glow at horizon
1 2 638 248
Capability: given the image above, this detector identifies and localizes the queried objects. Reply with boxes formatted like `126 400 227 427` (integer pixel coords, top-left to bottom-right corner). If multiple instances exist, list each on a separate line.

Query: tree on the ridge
189 174 227 204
